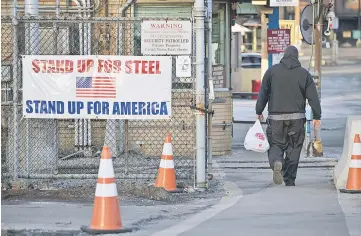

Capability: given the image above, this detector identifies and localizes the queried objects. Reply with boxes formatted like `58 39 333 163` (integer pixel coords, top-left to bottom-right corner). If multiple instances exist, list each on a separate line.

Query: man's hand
313 120 321 129
257 114 264 122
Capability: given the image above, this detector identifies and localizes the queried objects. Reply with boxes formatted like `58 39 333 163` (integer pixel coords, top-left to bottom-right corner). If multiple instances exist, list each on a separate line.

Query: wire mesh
1 16 197 186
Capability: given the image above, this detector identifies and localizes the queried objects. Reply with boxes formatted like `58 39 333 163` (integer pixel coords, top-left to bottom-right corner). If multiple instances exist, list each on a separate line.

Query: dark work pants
266 118 306 183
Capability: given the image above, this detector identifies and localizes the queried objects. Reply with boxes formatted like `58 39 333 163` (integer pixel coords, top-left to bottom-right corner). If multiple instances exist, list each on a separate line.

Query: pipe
207 0 213 175
88 0 92 148
71 0 83 149
17 5 94 9
225 2 231 89
112 0 137 160
17 8 94 13
85 0 92 149
12 0 19 180
194 0 206 189
54 0 60 54
24 0 40 180
5 173 190 180
120 0 136 16
15 17 150 23
118 0 136 55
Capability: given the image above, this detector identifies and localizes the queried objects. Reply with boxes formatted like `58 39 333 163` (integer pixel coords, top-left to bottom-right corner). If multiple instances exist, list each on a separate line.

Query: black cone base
81 225 132 235
339 189 361 194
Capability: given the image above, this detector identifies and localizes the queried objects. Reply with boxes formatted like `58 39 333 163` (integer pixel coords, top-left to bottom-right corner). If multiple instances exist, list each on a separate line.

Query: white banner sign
270 0 298 6
141 20 192 55
22 55 172 119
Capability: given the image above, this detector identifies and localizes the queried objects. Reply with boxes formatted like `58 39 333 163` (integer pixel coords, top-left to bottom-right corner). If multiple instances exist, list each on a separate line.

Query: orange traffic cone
81 146 132 234
340 134 361 194
154 134 181 193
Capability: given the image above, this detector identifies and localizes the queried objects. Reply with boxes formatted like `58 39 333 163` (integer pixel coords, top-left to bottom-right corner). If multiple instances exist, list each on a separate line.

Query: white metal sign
176 56 191 77
272 53 283 65
141 20 192 55
22 55 172 119
270 0 298 7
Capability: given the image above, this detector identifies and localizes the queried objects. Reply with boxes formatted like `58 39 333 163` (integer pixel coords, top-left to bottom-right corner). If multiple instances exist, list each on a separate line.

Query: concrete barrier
333 116 361 190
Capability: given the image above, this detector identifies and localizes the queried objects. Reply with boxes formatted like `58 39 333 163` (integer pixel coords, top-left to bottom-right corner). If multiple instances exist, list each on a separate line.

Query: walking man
256 46 321 186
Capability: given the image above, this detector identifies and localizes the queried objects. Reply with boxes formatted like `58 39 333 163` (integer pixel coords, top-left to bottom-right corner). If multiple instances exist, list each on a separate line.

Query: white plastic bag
244 120 270 153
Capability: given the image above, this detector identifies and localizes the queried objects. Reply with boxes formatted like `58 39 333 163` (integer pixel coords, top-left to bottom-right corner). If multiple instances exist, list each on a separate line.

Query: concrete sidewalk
178 149 361 236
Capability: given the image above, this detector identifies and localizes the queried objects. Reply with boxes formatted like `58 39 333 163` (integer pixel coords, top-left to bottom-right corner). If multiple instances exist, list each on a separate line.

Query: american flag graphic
76 77 116 98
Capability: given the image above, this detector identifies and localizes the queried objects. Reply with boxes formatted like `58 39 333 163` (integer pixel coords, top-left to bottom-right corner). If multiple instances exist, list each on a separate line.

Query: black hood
280 46 301 69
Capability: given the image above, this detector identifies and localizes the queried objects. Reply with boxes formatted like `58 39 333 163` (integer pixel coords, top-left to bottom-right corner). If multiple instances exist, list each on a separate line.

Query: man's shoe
273 161 283 185
285 182 295 186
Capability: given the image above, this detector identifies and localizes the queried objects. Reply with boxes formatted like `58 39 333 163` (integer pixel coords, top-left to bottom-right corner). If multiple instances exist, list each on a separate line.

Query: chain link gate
1 16 198 186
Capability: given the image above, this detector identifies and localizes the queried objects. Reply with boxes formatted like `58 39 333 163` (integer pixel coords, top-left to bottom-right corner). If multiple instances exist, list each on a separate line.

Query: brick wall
211 90 232 156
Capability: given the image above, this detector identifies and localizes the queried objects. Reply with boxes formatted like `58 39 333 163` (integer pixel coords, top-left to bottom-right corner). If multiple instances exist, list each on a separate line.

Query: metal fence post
207 0 213 174
12 4 19 180
194 0 207 189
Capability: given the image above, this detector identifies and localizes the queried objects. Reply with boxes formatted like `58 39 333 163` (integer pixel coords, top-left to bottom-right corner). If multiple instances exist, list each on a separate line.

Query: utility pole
294 1 301 50
314 0 323 103
261 12 268 78
313 0 323 157
194 0 206 189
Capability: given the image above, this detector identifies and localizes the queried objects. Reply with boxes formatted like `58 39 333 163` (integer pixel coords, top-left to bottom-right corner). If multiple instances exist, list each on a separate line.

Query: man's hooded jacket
256 46 322 120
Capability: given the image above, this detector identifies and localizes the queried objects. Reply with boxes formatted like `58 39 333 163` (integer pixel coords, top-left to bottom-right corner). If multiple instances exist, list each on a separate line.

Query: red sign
267 29 290 54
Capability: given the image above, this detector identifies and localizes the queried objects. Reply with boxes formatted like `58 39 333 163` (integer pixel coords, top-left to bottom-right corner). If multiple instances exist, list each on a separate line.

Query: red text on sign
125 60 161 74
97 60 122 73
77 60 94 73
32 60 74 73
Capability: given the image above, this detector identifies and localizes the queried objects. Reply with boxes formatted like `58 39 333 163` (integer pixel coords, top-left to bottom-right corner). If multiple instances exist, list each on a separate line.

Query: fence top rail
1 16 193 23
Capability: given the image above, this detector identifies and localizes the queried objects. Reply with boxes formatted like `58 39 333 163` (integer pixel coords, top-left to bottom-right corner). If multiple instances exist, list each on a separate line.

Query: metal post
261 13 268 78
12 0 19 180
207 0 213 174
25 0 40 176
86 0 92 152
314 0 322 102
268 7 279 68
54 0 60 54
314 0 323 157
225 2 231 89
194 0 206 189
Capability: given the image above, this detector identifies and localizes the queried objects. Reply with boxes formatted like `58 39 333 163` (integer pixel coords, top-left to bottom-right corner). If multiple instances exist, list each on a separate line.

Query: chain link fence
1 16 198 187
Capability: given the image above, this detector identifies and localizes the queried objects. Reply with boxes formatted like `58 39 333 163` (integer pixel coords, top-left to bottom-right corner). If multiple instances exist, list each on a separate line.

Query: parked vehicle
240 53 261 68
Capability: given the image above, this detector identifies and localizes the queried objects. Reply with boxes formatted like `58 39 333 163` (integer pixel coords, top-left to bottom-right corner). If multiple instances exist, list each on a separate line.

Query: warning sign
279 20 296 45
267 29 291 54
141 20 192 55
